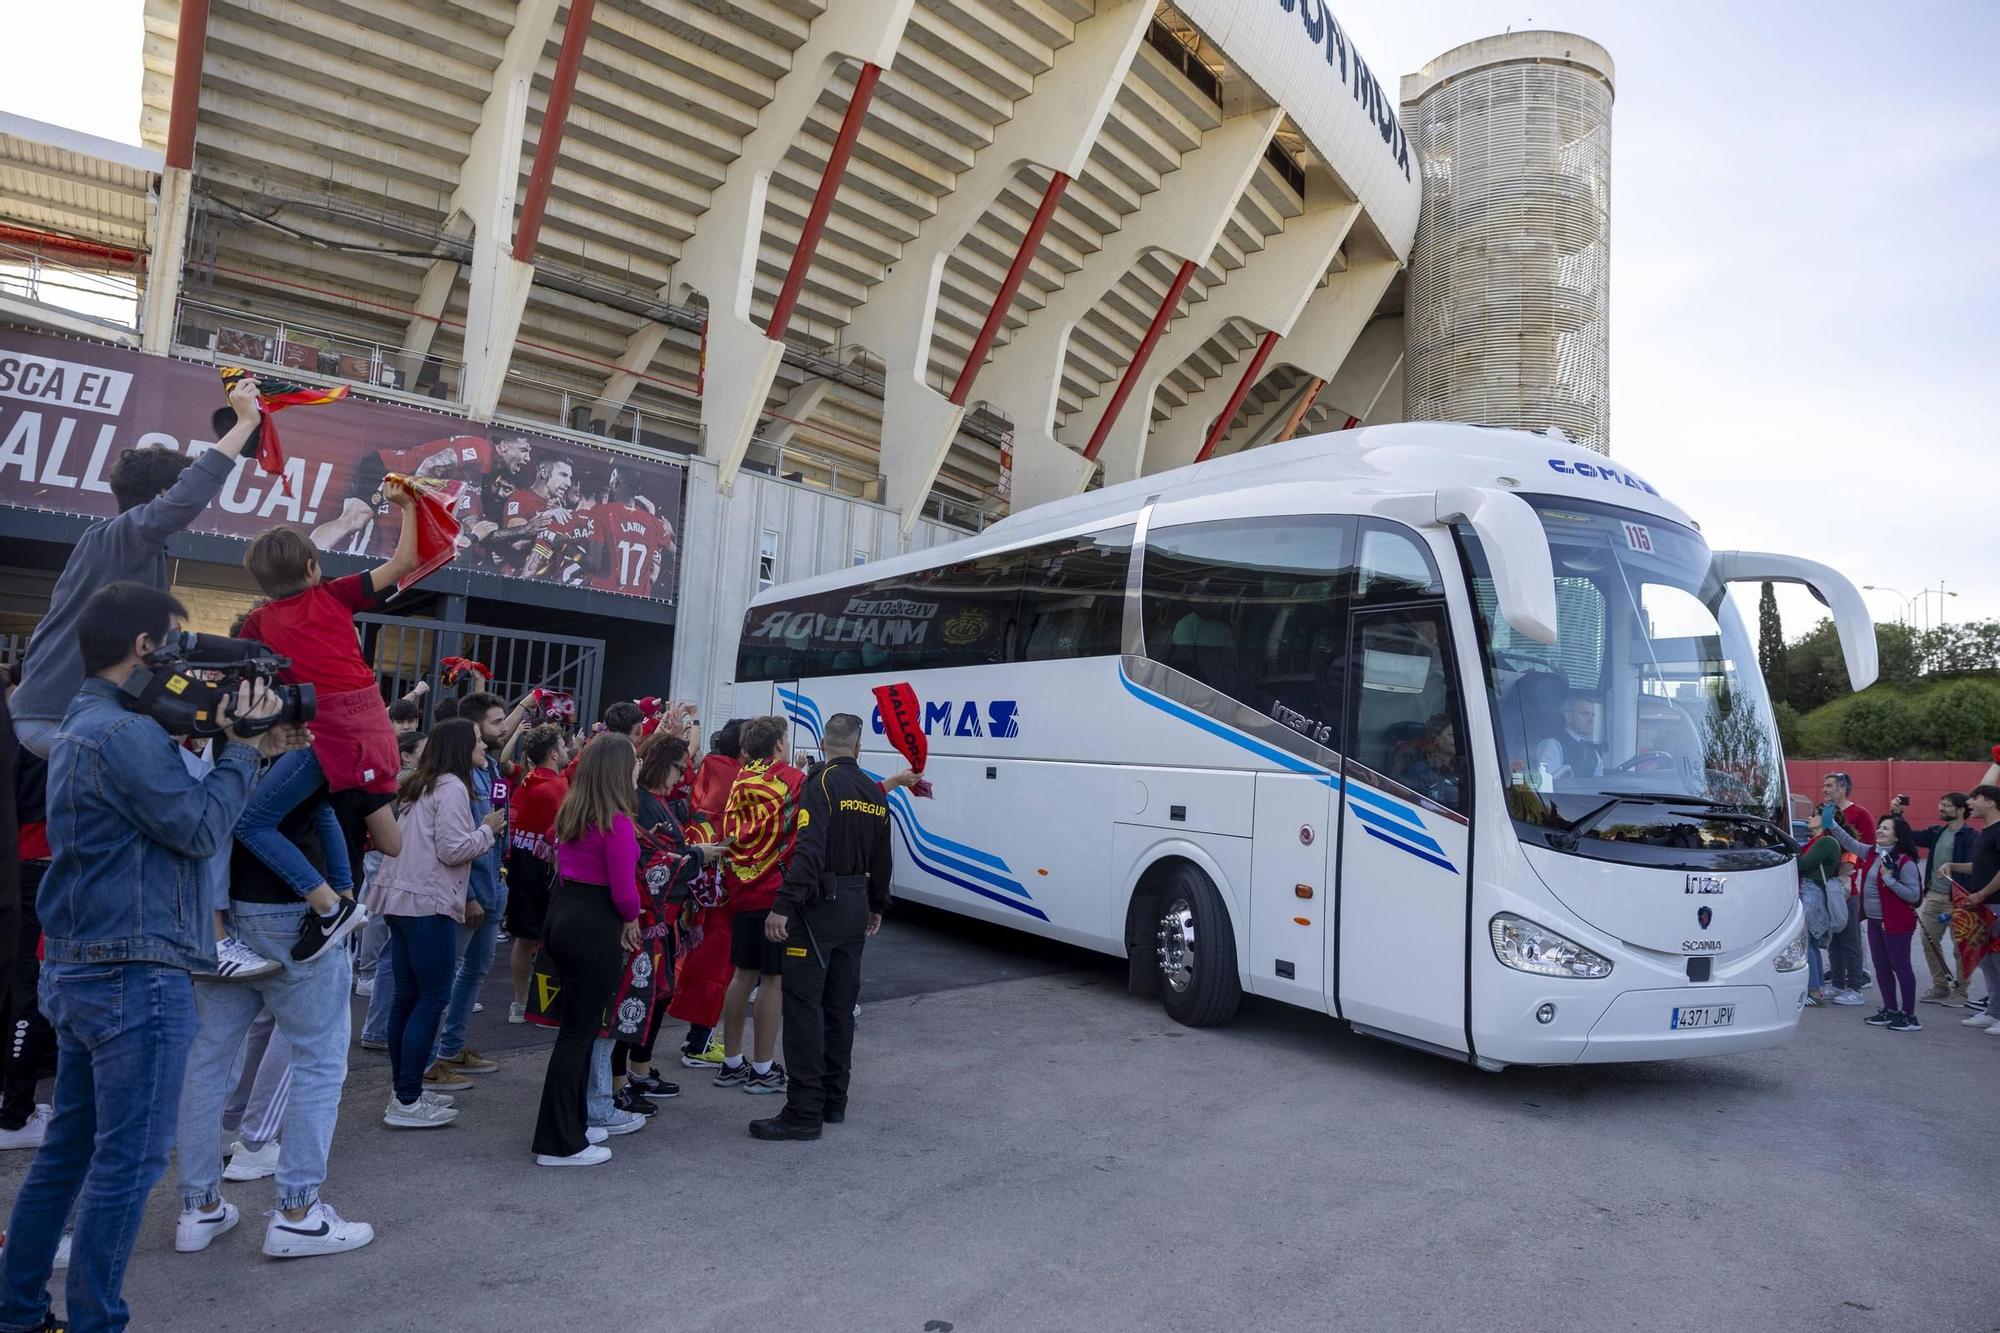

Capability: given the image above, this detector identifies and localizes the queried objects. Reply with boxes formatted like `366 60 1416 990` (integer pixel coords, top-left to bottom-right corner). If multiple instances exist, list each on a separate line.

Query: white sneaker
1985 1018 2000 1035
507 1001 527 1024
421 1089 456 1109
263 1200 376 1257
210 937 281 981
174 1199 240 1252
1830 990 1867 1006
222 1139 282 1181
473 1002 484 1013
382 1096 458 1129
586 1126 609 1145
592 1108 646 1136
353 975 375 998
536 1144 612 1167
1963 1011 1996 1027
0 1104 51 1151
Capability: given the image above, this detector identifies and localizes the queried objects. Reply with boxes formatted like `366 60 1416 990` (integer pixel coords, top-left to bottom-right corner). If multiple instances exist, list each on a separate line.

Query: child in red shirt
235 482 425 963
502 724 569 1022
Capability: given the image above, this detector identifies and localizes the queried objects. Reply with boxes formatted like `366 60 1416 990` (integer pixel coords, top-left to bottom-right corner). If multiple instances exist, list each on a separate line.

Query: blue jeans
435 910 500 1061
234 748 353 899
588 1036 616 1125
361 945 397 1045
385 915 456 1104
1807 936 1825 993
175 901 352 1213
0 963 196 1333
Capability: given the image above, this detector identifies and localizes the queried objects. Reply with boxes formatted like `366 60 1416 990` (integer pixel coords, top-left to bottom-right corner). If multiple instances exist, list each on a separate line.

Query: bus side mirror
1434 487 1559 646
1710 551 1878 692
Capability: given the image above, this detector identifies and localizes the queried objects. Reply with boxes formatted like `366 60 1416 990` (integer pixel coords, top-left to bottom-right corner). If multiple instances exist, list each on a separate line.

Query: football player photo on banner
0 329 687 603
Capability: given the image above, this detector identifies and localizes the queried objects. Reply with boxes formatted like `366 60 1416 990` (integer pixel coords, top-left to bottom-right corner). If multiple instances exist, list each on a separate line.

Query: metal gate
357 613 604 728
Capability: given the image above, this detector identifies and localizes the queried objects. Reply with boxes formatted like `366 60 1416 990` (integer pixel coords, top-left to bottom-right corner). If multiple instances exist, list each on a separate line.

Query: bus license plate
1670 1005 1735 1030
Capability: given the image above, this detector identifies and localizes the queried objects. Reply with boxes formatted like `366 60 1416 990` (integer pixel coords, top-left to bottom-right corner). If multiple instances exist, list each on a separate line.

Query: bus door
1335 602 1473 1054
772 679 823 766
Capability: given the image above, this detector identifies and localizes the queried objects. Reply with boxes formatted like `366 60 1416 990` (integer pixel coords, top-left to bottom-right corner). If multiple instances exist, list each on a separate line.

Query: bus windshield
1458 496 1790 862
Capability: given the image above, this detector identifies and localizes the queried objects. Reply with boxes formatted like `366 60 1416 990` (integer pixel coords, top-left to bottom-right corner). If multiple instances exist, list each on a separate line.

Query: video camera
118 630 316 739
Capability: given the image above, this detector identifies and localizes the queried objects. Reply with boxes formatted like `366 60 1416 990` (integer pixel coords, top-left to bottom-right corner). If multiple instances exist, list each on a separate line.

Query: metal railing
173 296 465 402
0 238 141 328
359 613 603 731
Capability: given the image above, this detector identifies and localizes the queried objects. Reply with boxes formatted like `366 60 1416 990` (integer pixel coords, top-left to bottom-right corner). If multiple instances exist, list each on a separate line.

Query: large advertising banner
0 329 686 603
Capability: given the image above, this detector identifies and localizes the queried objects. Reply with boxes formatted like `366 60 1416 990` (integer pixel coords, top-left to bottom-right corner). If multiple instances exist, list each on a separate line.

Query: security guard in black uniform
751 711 896 1141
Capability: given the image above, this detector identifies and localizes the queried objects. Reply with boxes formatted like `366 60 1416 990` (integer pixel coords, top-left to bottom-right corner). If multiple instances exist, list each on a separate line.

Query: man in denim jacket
0 583 298 1333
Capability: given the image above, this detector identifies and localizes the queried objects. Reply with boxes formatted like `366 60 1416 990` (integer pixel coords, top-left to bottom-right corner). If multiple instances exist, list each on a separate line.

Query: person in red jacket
710 718 804 1095
668 719 746 1068
503 725 568 1025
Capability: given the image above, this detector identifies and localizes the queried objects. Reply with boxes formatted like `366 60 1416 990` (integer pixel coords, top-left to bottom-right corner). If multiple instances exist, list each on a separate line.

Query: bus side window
1349 604 1465 814
1017 526 1132 662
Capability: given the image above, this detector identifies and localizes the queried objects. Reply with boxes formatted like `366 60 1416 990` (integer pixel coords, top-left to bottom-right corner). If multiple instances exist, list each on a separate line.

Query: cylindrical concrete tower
1401 33 1614 453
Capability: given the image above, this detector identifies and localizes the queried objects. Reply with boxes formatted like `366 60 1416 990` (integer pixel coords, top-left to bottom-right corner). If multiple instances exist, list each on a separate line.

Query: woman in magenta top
531 735 643 1167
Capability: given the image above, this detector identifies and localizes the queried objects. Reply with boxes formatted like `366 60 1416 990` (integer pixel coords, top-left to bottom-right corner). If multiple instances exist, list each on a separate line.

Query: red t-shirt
380 436 489 479
588 503 672 596
508 766 568 861
241 573 385 693
502 490 547 530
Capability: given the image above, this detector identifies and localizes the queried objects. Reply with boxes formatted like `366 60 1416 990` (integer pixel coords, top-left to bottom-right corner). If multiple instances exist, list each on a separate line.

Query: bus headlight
1489 913 1613 979
1772 929 1809 973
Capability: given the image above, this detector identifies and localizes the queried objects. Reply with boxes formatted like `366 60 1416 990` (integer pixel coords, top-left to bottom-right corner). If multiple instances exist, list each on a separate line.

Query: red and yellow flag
218 366 350 495
722 759 800 894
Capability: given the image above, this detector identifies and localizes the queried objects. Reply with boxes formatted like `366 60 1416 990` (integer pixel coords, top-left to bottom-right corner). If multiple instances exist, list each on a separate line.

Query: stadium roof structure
6 0 1419 529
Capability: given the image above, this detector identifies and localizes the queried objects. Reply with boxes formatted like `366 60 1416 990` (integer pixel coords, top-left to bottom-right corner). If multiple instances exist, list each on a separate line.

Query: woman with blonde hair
530 734 644 1166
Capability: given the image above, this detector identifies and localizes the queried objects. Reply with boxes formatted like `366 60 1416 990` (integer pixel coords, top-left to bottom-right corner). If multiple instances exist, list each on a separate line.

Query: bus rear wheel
1153 865 1240 1027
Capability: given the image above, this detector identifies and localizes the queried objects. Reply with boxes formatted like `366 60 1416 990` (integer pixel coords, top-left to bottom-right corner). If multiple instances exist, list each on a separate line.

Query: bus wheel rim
1157 896 1196 994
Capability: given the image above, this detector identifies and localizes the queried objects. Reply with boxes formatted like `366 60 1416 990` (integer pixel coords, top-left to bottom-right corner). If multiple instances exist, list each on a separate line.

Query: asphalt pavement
5 904 1997 1332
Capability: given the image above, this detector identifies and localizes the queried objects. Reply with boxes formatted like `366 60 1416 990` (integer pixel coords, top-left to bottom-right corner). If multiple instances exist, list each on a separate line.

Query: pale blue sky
4 1 1995 633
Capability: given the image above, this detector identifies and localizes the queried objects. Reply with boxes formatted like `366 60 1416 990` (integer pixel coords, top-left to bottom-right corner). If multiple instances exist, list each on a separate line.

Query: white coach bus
733 424 1877 1069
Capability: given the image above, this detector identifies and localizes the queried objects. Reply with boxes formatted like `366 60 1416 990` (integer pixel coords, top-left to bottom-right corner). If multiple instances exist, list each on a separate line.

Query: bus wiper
1548 797 1624 851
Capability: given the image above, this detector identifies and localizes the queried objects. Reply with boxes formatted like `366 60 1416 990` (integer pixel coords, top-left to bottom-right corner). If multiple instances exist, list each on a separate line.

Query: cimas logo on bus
872 699 1020 739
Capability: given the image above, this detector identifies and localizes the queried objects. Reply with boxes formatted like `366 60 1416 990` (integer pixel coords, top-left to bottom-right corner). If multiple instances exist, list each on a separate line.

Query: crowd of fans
0 389 911 1332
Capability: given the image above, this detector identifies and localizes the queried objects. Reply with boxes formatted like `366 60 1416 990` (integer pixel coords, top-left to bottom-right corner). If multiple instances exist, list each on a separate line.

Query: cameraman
0 582 304 1333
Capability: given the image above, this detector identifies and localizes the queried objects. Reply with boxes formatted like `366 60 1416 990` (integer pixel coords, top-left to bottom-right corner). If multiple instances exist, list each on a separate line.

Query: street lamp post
1862 585 1908 624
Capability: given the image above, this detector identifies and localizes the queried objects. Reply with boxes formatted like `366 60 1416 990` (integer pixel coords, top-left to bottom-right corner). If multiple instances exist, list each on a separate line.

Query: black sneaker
614 1085 660 1117
1887 1011 1923 1032
294 899 366 964
630 1071 680 1100
712 1061 752 1089
748 1114 820 1141
1863 1007 1895 1026
743 1063 787 1095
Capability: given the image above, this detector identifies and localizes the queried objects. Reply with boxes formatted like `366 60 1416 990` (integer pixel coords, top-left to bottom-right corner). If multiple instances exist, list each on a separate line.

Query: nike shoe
613 1085 660 1118
1886 1012 1922 1032
174 1199 240 1253
222 1139 281 1181
0 1104 51 1151
681 1037 726 1068
263 1200 376 1258
628 1070 680 1100
743 1063 787 1095
1863 1007 1895 1026
293 899 367 964
209 937 281 981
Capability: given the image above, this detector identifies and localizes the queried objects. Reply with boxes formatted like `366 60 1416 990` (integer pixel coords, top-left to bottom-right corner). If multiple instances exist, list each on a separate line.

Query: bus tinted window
736 527 1132 681
1356 523 1442 601
1141 517 1352 729
1019 527 1132 661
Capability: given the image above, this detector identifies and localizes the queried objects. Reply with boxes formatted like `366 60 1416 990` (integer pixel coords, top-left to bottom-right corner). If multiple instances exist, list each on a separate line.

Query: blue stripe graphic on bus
777 687 822 742
783 688 1046 920
1117 666 1458 875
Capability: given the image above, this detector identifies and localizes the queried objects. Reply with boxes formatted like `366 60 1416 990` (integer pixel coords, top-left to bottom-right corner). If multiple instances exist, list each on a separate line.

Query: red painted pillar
513 0 598 263
1194 329 1280 462
949 170 1069 406
766 61 883 342
1082 258 1199 462
164 0 211 170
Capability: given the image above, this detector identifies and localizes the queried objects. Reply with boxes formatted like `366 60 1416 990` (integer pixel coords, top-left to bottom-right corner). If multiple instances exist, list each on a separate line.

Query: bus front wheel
1153 865 1241 1027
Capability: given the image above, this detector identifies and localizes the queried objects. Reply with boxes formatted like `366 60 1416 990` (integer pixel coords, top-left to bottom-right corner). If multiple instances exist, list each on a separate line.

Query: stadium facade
0 4 1609 724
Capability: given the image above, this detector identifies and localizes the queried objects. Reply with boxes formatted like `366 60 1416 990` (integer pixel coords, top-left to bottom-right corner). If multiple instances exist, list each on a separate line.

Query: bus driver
1535 692 1605 785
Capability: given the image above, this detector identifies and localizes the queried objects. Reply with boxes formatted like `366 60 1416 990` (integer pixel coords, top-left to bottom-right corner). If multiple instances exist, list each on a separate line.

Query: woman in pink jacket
364 718 502 1129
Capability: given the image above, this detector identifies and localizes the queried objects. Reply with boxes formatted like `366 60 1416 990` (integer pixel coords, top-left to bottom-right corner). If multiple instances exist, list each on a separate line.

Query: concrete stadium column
987 108 1280 513
837 0 1157 533
1318 313 1404 425
596 3 916 487
759 375 835 456
400 0 564 405
1366 359 1406 424
1089 195 1360 482
140 165 193 352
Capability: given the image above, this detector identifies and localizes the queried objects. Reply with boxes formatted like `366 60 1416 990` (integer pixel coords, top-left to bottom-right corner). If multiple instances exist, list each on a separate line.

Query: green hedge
1792 674 2000 760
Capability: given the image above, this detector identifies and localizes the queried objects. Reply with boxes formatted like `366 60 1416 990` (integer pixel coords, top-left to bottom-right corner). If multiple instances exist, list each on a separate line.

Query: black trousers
531 882 624 1157
779 890 869 1126
1 861 56 1132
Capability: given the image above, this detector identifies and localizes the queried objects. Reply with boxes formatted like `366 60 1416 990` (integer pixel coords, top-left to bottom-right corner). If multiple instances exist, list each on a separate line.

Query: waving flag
213 366 350 495
440 656 490 687
384 472 464 587
1950 888 2000 980
722 759 800 894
